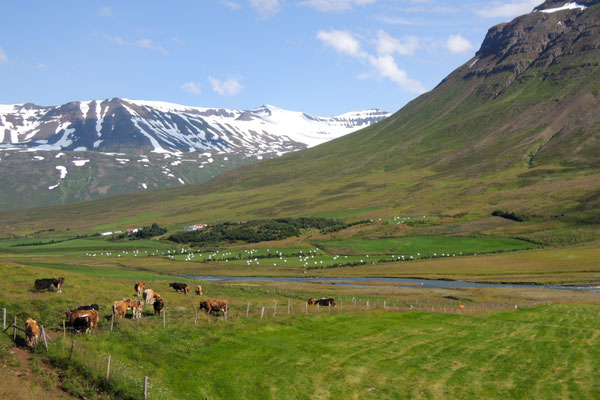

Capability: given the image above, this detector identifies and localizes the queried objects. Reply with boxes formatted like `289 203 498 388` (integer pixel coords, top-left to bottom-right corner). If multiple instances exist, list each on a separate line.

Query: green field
321 236 536 256
1 262 600 399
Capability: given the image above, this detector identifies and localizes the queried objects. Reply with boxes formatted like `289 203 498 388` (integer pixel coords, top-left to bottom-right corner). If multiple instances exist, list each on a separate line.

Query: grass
2 261 600 399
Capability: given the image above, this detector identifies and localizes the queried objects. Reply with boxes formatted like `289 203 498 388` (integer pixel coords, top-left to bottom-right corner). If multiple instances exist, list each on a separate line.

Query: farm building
126 228 139 234
184 224 207 231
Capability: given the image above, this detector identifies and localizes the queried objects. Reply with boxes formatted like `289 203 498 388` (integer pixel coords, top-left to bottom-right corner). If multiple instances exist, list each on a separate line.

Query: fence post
305 302 308 314
2 308 5 330
106 355 111 381
194 310 198 326
260 307 265 320
69 340 75 361
13 316 17 341
340 298 342 312
287 299 290 315
41 325 48 351
273 301 277 316
163 310 166 328
62 320 66 337
144 376 148 400
246 303 250 318
328 303 331 312
225 304 228 321
366 301 369 309
384 301 387 310
317 304 320 313
110 314 114 332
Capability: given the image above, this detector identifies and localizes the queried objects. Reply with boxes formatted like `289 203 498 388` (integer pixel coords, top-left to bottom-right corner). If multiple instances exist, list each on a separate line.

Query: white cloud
105 35 168 55
97 7 113 17
220 0 242 10
368 54 426 93
249 0 282 17
208 75 244 96
0 48 7 64
299 0 376 12
316 30 364 57
375 30 420 56
181 81 202 95
476 0 541 18
445 34 474 54
316 29 425 94
36 63 47 70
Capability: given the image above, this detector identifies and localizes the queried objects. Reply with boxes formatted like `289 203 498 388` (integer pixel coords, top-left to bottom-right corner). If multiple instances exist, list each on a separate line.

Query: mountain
0 100 389 210
2 0 599 241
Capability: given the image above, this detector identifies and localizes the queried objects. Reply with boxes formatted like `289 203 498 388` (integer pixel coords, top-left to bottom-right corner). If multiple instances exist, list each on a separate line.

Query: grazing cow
72 316 91 334
34 277 65 293
143 289 160 304
112 299 142 319
130 299 143 319
458 305 465 310
25 318 41 348
169 282 189 294
66 309 99 329
195 285 203 296
199 299 229 315
153 298 165 315
309 298 336 307
134 281 145 297
143 289 161 305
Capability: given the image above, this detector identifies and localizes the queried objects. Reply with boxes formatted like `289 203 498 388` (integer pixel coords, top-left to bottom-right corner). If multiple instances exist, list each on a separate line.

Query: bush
128 223 167 240
491 210 528 222
168 218 351 245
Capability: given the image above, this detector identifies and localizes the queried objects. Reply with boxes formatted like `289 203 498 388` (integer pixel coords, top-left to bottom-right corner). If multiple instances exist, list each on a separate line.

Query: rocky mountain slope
0 100 389 210
2 0 599 237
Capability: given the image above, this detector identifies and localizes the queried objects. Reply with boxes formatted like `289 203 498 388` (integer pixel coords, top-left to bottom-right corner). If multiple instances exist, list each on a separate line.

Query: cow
72 316 91 334
309 298 336 307
66 309 99 330
195 285 203 296
458 305 465 310
153 298 165 315
199 299 229 315
143 289 161 305
113 300 129 319
134 281 145 297
25 318 41 348
169 282 189 294
130 299 143 319
34 277 65 293
113 299 142 319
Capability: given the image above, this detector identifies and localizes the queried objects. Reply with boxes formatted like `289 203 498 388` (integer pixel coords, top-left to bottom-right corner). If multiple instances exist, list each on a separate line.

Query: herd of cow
23 277 222 347
23 277 341 348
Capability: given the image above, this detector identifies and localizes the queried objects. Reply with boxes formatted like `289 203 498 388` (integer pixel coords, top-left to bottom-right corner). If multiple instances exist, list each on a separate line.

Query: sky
0 0 546 116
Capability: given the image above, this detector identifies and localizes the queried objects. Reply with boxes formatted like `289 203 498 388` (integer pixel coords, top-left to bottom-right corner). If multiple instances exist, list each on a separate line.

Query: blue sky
0 0 544 115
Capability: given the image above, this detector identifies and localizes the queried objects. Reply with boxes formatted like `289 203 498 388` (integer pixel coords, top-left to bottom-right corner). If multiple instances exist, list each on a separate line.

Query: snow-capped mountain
0 98 390 156
0 98 389 211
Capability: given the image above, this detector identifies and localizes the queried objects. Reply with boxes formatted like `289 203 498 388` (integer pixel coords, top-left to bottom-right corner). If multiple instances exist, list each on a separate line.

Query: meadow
1 261 599 400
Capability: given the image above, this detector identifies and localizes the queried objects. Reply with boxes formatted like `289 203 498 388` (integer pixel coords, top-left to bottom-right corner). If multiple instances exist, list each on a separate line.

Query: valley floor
1 261 599 399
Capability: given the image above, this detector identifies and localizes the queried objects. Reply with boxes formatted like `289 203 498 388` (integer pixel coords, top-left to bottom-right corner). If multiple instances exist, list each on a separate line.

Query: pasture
1 261 600 399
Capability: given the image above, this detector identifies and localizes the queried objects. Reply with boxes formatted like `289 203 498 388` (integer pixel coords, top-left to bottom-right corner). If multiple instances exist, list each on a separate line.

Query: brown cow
153 298 165 315
113 299 143 319
195 285 203 296
307 298 317 306
199 299 228 315
66 309 99 329
143 289 161 305
458 305 465 310
25 318 41 347
134 281 145 297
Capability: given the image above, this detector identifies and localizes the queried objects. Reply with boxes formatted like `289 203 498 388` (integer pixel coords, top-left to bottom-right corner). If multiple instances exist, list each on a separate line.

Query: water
184 275 600 291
